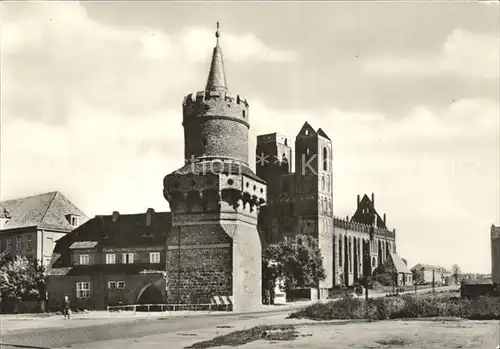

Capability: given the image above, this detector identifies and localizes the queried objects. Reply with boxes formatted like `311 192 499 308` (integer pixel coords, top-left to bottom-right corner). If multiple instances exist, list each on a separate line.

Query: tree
371 261 394 286
412 269 424 285
0 256 45 301
262 235 326 302
452 264 461 284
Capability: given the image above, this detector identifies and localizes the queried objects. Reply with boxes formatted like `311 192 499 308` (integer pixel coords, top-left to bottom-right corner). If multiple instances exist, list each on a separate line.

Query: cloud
1 2 296 126
362 29 499 79
181 28 297 63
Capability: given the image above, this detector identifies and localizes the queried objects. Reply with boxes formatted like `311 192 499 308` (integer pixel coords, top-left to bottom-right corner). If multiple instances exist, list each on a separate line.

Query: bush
289 294 500 321
289 295 366 320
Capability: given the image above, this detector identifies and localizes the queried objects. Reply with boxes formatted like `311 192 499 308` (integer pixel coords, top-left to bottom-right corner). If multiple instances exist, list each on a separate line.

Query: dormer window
66 214 80 227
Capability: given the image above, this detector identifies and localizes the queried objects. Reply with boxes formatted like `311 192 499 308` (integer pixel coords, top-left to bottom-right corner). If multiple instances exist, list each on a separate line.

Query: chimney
383 213 386 225
357 195 360 207
112 211 119 223
146 208 155 227
371 192 375 206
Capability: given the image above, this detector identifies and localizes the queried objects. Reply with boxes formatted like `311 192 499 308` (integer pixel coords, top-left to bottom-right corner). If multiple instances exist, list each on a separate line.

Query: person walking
62 296 71 319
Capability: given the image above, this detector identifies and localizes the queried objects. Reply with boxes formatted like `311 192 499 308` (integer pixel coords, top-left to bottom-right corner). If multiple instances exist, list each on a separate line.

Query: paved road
0 308 295 349
0 286 458 349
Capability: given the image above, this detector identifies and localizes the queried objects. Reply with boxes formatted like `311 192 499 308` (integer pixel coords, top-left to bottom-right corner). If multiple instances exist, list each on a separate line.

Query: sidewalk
0 301 313 334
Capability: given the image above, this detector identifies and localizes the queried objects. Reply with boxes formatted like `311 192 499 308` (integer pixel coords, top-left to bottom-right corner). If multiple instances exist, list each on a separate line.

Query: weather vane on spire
215 21 220 45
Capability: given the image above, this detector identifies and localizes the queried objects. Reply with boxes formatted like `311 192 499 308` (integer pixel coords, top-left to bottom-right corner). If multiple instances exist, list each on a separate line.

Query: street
0 287 457 349
0 307 297 349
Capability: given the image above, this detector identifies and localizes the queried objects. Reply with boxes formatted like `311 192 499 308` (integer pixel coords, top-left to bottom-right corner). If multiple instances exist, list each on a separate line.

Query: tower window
305 129 309 135
323 147 328 171
242 110 246 118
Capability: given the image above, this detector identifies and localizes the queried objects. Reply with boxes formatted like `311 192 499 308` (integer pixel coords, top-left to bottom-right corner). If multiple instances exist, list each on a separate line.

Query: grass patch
375 337 413 346
289 294 500 321
184 324 298 348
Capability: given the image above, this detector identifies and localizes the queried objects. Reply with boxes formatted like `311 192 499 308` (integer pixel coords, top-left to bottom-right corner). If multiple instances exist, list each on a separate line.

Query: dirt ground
221 319 499 349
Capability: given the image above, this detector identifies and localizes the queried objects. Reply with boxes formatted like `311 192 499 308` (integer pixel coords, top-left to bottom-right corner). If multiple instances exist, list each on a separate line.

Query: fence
106 303 232 313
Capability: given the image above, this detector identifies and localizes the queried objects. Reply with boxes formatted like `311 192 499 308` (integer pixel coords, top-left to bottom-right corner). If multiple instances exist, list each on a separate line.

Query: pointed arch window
323 147 328 171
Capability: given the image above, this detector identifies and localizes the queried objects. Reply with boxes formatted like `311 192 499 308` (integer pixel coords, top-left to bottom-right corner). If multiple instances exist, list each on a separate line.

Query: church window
323 147 328 171
242 110 246 118
338 236 343 267
305 129 309 136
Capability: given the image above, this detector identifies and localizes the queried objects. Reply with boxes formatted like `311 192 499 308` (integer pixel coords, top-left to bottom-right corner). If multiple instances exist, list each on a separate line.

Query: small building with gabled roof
386 252 413 286
0 191 88 266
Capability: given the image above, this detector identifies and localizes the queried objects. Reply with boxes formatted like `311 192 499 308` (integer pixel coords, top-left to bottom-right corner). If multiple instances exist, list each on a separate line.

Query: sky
1 1 499 273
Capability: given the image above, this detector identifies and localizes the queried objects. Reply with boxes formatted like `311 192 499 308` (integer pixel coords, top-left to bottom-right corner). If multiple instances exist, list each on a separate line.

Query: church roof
205 22 228 93
350 194 387 229
0 191 88 232
389 252 411 274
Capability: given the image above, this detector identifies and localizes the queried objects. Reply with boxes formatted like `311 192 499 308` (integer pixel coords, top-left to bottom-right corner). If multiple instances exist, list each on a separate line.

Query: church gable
296 122 317 138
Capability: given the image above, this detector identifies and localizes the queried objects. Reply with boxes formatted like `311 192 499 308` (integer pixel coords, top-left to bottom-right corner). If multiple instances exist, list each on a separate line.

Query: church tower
163 23 266 312
294 122 334 299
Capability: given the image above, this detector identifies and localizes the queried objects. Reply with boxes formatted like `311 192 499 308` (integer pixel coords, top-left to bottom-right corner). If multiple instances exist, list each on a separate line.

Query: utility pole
365 276 369 301
432 270 435 292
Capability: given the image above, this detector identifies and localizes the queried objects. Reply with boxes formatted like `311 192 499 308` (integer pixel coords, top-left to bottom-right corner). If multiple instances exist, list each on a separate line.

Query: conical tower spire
205 21 228 92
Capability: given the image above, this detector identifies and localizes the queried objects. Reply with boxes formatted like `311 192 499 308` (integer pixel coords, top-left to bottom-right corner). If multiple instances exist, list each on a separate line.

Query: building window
27 235 32 251
7 238 11 251
108 281 117 289
242 110 246 118
106 254 116 264
372 257 376 267
76 282 91 298
150 252 161 264
122 253 134 264
117 281 125 289
16 237 21 251
79 254 90 265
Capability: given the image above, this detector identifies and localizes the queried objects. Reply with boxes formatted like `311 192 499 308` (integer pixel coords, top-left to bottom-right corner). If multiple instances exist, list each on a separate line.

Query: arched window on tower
323 147 328 171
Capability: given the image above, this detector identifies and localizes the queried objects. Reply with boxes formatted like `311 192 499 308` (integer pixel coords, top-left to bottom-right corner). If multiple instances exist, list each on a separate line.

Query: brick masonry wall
166 246 232 304
167 224 231 245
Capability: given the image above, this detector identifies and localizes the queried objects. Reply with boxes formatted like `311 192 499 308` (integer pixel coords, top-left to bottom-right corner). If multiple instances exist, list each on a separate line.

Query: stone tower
163 23 267 312
293 122 334 299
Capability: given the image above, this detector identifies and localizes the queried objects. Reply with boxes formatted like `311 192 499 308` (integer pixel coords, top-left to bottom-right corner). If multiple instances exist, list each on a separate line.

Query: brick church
257 129 401 298
46 23 408 312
